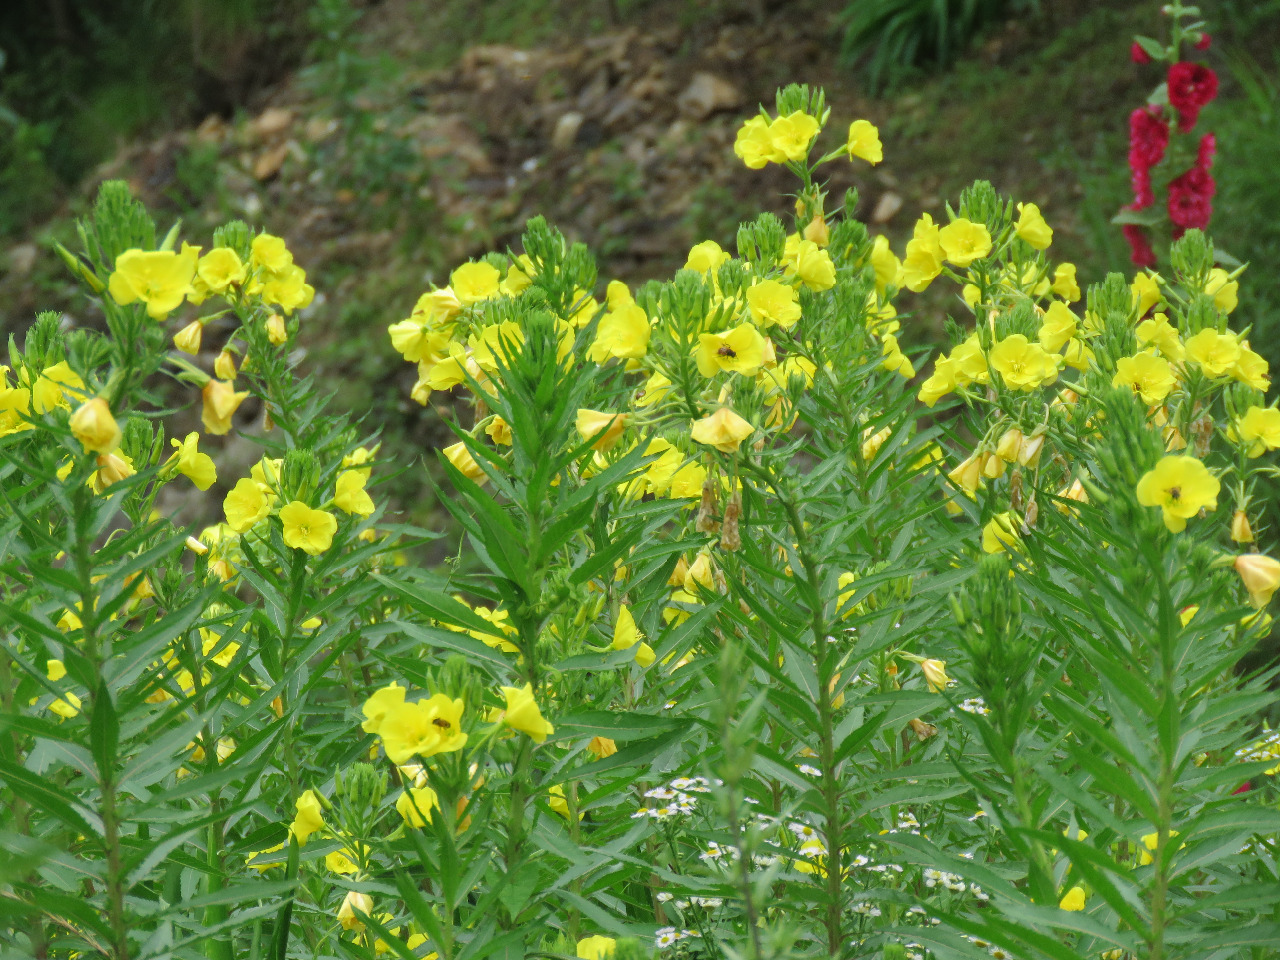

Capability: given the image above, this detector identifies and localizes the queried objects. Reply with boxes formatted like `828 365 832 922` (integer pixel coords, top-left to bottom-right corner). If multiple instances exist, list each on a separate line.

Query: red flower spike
1195 32 1211 51
1168 62 1219 131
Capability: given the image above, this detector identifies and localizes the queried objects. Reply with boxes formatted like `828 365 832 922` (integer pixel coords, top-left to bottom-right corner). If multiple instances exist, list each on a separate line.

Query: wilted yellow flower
938 218 992 267
69 398 122 454
337 890 373 932
691 408 753 453
846 119 882 164
1135 455 1220 532
1113 352 1176 405
921 658 949 693
443 441 488 484
279 501 338 555
108 248 196 319
500 682 554 742
290 789 325 844
201 379 249 436
1235 554 1280 608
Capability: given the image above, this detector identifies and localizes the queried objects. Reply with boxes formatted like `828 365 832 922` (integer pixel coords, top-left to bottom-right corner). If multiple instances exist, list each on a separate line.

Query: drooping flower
920 659 949 693
690 408 753 453
500 683 555 742
290 789 325 844
1235 406 1280 457
201 379 250 435
168 432 217 490
69 398 122 454
334 470 375 516
337 890 373 932
845 119 882 164
1014 202 1053 250
783 237 836 290
224 477 270 532
1135 455 1220 532
1235 554 1280 608
576 409 628 451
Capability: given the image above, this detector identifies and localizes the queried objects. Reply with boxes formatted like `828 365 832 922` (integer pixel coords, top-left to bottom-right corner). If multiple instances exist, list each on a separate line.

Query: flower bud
803 213 829 247
70 398 122 454
947 453 982 497
996 428 1023 463
921 658 949 693
185 536 208 555
266 313 287 345
587 736 618 759
1231 509 1254 543
337 890 373 931
214 349 237 380
93 451 135 489
173 320 203 355
980 450 1005 479
1017 431 1045 468
1234 554 1280 608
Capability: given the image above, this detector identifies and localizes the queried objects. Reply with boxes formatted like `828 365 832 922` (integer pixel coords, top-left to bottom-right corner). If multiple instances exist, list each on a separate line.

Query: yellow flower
246 843 285 872
612 604 655 667
938 219 992 267
1014 202 1053 249
30 360 85 414
746 278 801 329
197 247 247 294
108 248 196 319
334 470 375 516
1135 455 1220 532
166 432 217 490
685 239 731 273
451 261 502 305
921 658 949 693
500 682 555 742
1138 830 1183 865
44 659 82 719
587 736 618 759
1235 554 1280 608
588 301 651 362
1113 352 1176 405
1231 510 1255 544
549 784 580 821
91 451 135 492
767 111 821 162
1205 267 1238 314
668 461 707 499
337 890 372 932
173 320 204 354
1236 406 1280 457
783 237 836 291
443 441 488 484
868 235 901 293
279 501 338 555
290 789 325 844
1052 262 1080 301
691 408 754 453
1038 301 1078 353
1232 343 1270 391
69 398 122 454
695 324 767 378
901 214 944 292
1131 272 1162 315
201 379 250 436
379 694 468 763
1136 313 1184 362
577 935 617 959
733 115 779 169
1184 328 1241 378
846 119 883 164
880 334 914 378
396 785 440 828
223 478 270 532
989 335 1057 391
361 682 406 735
982 513 1021 554
326 846 364 875
251 233 292 273
1059 886 1086 912
576 409 628 451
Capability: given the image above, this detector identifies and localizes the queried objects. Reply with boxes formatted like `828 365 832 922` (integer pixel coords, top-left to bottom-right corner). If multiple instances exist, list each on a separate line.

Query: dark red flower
1131 41 1152 64
1197 132 1217 170
1232 780 1251 795
1195 32 1212 51
1129 106 1169 170
1170 165 1216 201
1123 222 1157 267
1168 62 1219 131
1168 181 1212 232
1130 163 1155 209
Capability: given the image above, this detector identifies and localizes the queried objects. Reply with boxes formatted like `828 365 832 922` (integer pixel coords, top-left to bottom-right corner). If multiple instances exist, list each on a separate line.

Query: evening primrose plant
2 77 1280 960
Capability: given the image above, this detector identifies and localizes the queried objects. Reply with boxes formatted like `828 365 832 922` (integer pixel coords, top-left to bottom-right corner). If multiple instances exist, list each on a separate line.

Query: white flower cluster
633 777 717 820
655 926 700 948
923 868 967 892
958 697 991 715
1235 728 1280 773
